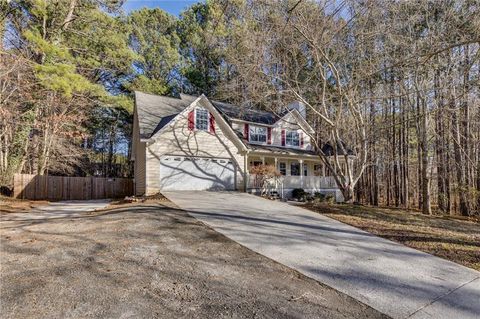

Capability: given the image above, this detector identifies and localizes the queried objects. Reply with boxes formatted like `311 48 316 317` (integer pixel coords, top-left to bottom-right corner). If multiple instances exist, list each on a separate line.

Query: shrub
291 188 306 200
324 194 336 204
249 164 280 177
311 192 335 205
313 192 326 200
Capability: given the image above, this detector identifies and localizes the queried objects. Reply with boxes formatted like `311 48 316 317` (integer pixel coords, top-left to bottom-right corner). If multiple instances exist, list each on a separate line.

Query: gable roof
135 91 355 158
212 101 278 125
321 142 356 156
181 94 277 125
135 91 191 139
136 91 312 141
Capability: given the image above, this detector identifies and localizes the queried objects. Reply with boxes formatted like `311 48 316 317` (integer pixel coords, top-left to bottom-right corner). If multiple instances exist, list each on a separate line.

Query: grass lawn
304 203 480 271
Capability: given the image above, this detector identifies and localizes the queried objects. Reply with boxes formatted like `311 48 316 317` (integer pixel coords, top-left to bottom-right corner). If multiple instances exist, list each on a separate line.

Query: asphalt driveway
164 191 480 319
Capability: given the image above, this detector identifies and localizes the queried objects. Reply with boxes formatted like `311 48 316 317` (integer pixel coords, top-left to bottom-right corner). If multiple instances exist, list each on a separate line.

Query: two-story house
132 92 353 201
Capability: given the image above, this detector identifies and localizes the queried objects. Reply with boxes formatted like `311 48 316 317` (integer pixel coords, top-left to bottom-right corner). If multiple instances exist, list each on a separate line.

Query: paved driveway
164 191 480 319
1 202 386 318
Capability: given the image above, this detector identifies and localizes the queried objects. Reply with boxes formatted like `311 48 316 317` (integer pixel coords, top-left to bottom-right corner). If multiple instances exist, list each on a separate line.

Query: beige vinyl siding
134 142 146 195
132 109 146 195
145 102 245 195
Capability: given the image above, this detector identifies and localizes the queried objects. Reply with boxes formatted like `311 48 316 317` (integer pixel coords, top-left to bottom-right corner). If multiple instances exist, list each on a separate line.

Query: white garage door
160 156 236 191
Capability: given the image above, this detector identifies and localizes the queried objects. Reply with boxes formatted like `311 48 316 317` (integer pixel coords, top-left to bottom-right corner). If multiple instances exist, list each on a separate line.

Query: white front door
160 156 235 191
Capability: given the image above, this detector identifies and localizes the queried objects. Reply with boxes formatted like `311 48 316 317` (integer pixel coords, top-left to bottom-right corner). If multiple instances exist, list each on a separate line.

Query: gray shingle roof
321 142 355 156
136 92 354 157
180 94 278 125
179 93 198 105
210 100 278 125
247 144 316 156
135 91 190 139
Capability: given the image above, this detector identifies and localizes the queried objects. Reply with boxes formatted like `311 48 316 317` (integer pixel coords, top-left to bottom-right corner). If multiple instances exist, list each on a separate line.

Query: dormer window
286 131 300 147
249 126 267 143
195 108 209 131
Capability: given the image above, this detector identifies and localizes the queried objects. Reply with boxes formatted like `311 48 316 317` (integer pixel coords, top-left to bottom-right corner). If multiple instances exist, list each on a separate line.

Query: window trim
249 125 268 144
251 160 263 167
290 162 301 176
285 130 300 148
194 107 209 132
314 164 324 176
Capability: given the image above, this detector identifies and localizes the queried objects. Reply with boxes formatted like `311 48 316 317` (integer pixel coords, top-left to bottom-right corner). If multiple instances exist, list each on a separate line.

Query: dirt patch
305 203 480 271
0 203 387 319
104 193 170 209
0 196 50 214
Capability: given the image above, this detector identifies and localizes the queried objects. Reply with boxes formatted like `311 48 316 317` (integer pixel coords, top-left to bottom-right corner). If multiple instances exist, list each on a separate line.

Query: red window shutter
188 110 195 131
300 132 304 148
244 123 249 140
267 127 272 144
281 129 286 146
209 112 215 134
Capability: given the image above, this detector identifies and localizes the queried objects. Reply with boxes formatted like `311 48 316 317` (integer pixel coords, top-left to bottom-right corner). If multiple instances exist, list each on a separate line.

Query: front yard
305 203 480 271
0 201 386 319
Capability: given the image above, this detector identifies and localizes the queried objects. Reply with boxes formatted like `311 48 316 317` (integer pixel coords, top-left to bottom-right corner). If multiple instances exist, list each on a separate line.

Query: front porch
245 154 345 201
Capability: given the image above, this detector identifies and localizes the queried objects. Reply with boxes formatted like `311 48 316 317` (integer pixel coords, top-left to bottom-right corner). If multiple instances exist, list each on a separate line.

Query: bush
311 192 335 205
249 164 280 177
291 188 306 200
313 192 326 200
323 194 336 204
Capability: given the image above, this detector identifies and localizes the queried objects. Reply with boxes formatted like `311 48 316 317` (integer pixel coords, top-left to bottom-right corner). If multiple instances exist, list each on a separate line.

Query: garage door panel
160 156 235 191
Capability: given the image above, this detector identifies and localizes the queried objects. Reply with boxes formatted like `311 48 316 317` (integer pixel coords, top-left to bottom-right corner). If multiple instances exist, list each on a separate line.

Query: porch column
274 157 279 194
299 159 304 188
243 153 248 192
261 156 265 165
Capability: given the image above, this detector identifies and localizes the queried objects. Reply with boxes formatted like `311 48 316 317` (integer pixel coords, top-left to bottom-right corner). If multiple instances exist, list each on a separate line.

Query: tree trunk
341 184 355 203
452 101 470 216
420 97 432 215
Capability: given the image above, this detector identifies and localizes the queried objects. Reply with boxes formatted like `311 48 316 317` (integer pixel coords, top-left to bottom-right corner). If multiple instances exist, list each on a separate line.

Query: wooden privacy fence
13 174 133 200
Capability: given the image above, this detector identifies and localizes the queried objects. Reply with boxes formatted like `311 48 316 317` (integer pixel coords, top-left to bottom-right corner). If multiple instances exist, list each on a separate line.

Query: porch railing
247 175 338 190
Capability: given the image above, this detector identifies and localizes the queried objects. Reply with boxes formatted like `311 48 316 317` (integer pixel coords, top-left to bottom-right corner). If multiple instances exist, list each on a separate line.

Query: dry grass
304 203 480 271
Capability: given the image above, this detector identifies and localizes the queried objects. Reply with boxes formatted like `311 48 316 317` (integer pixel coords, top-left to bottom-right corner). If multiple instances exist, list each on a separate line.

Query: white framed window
251 161 263 167
286 131 300 147
249 126 267 143
279 162 286 175
304 164 308 176
290 162 300 176
314 164 323 176
195 108 209 131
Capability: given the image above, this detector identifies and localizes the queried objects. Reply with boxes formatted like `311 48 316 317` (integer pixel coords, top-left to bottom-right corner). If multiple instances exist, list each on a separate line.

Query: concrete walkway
164 191 480 319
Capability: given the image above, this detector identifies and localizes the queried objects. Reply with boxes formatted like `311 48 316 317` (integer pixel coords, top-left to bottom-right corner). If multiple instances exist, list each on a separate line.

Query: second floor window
286 131 300 147
249 126 267 143
195 108 209 131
